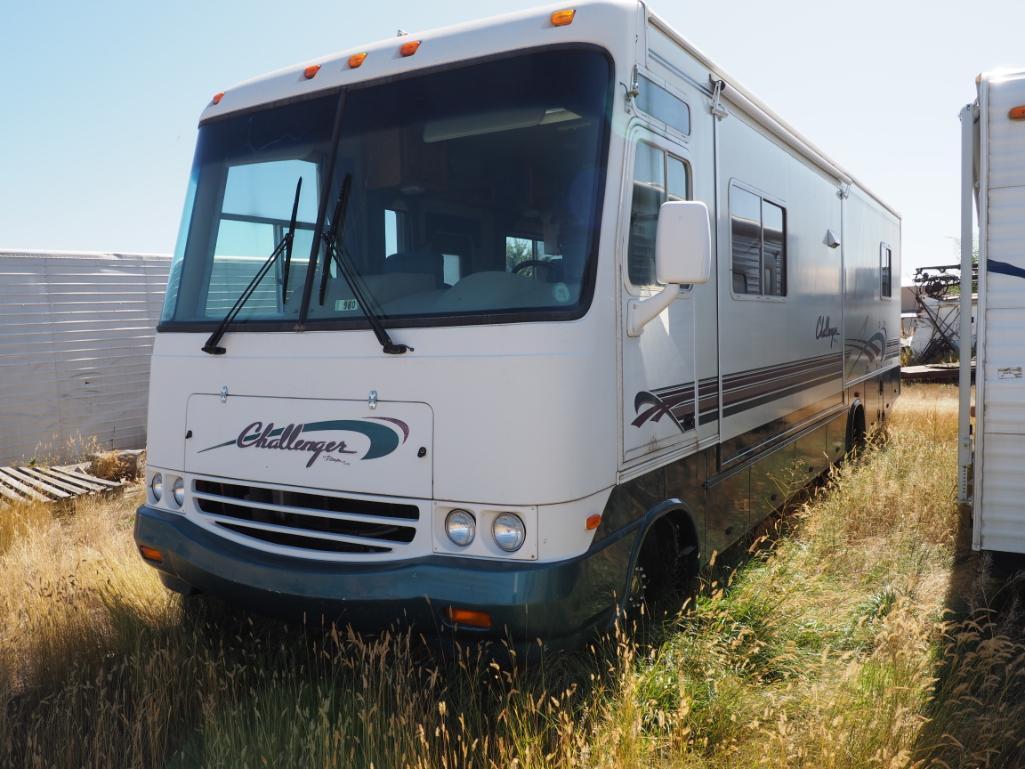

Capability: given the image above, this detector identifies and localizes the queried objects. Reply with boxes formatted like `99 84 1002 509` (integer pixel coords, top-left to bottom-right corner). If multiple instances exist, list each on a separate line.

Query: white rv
959 69 1025 557
136 0 901 649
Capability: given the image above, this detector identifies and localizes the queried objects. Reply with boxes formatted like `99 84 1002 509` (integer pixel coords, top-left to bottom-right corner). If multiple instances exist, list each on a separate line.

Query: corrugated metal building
0 251 170 465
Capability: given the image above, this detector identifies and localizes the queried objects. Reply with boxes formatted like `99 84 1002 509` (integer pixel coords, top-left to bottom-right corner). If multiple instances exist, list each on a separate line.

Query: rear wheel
846 404 867 456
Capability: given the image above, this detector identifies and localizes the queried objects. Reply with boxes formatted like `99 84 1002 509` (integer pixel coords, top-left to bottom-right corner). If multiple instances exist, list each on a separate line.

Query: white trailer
959 69 1025 556
136 0 901 649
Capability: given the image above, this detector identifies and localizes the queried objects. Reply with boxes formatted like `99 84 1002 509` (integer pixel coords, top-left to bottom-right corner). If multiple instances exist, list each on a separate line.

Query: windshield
161 48 612 328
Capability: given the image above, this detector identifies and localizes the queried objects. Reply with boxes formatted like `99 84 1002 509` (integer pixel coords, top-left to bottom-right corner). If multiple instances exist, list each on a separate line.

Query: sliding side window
730 184 786 297
880 243 892 298
627 142 690 288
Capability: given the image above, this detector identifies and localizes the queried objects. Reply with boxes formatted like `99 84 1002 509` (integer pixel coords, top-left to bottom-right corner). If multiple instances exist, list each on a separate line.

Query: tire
846 405 867 456
628 517 698 624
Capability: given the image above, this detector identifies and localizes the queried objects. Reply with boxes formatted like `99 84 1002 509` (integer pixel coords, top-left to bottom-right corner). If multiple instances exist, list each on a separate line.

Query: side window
730 184 787 297
627 143 690 288
880 243 892 298
762 200 786 296
634 75 691 136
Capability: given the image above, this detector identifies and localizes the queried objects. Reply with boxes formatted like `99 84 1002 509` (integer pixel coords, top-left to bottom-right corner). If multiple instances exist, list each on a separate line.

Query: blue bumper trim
134 505 636 648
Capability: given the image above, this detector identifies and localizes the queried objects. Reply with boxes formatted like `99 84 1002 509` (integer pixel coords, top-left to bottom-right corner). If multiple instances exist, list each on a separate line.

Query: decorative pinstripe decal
697 377 719 425
633 352 845 430
884 338 900 360
845 329 888 367
632 383 696 431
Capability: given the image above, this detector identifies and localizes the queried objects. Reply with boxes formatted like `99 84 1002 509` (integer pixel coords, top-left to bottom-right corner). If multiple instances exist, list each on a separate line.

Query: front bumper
134 505 636 650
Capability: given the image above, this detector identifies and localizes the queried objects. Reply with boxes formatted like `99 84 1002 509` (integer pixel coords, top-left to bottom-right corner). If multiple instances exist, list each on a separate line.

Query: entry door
621 127 711 462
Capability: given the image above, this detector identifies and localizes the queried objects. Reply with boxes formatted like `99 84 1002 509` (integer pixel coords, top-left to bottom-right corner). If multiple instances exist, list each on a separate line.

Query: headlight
445 509 476 547
492 513 525 552
172 477 185 507
150 472 163 502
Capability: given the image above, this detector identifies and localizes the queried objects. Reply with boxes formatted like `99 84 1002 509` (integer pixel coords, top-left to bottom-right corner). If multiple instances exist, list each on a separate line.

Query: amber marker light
139 545 163 563
211 92 224 105
550 9 576 26
399 40 421 57
303 64 321 79
348 52 368 68
585 514 602 530
1010 105 1025 121
445 606 492 629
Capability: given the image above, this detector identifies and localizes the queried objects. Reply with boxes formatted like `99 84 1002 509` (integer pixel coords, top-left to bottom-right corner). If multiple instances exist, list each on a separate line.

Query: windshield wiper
318 174 413 355
202 177 303 355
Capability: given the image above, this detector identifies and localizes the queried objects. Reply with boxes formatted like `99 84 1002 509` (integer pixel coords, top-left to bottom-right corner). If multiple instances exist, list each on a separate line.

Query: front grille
192 479 420 557
215 522 390 554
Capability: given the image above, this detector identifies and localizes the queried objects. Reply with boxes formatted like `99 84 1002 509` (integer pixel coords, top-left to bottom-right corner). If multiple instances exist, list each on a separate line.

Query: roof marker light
400 40 421 57
304 64 321 79
212 92 224 105
348 52 368 69
1010 106 1025 121
551 9 576 26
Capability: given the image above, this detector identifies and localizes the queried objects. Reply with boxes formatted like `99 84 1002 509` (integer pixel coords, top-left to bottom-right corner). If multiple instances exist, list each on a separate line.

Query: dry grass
1 384 1022 768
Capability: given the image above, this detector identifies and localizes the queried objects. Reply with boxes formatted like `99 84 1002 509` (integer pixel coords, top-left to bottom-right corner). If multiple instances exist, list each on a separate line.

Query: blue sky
2 0 1023 278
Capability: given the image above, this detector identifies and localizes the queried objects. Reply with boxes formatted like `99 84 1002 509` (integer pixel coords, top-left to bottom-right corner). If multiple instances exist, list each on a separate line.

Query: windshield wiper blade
280 177 302 302
319 174 413 355
202 177 303 355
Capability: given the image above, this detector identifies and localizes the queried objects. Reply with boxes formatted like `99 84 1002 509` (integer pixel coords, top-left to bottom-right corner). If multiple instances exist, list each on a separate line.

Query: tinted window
881 244 892 298
730 186 762 295
762 200 786 296
627 143 665 287
163 49 613 326
307 49 612 321
627 144 690 287
161 95 336 323
731 185 786 297
635 75 691 136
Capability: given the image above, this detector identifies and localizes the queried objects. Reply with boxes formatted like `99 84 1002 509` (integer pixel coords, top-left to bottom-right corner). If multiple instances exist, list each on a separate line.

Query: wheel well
634 509 700 582
846 402 867 452
657 510 699 560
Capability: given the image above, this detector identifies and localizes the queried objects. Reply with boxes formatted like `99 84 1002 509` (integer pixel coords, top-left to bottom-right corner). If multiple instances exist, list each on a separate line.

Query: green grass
2 384 1024 768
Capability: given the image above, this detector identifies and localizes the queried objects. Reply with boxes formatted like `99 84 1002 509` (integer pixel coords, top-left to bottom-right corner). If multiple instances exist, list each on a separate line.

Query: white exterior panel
0 251 170 464
971 69 1025 553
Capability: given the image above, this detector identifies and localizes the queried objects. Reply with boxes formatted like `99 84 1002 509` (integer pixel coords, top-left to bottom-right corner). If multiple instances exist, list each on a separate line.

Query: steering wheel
512 259 555 279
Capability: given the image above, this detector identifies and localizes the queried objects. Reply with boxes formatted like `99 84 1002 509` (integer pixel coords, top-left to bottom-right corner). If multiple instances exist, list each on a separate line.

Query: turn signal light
1010 105 1025 121
304 64 321 79
585 514 602 530
551 9 576 26
211 92 224 105
445 606 492 629
348 52 368 69
400 40 421 57
139 545 163 563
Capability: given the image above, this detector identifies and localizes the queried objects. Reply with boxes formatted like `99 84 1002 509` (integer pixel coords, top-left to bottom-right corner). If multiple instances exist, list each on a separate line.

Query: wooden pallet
0 465 122 507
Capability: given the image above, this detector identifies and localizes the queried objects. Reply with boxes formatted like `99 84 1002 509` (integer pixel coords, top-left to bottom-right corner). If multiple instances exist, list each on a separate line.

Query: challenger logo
815 315 840 347
197 418 409 468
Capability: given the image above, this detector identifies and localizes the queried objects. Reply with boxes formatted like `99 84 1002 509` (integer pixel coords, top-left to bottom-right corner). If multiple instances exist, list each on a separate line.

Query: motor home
135 0 901 649
959 69 1025 557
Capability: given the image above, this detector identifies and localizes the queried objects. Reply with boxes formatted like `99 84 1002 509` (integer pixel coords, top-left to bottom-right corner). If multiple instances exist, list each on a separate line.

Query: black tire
846 405 867 456
628 517 698 623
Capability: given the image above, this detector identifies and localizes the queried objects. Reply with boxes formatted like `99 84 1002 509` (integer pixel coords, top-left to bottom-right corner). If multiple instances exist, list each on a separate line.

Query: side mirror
655 200 712 285
627 200 712 337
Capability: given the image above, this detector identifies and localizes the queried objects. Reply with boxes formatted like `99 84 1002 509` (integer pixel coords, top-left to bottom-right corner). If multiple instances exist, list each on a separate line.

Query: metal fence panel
0 250 169 464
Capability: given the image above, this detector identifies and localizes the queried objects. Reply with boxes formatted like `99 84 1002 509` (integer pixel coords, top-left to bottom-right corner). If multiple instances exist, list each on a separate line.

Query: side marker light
551 9 576 26
446 606 492 629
